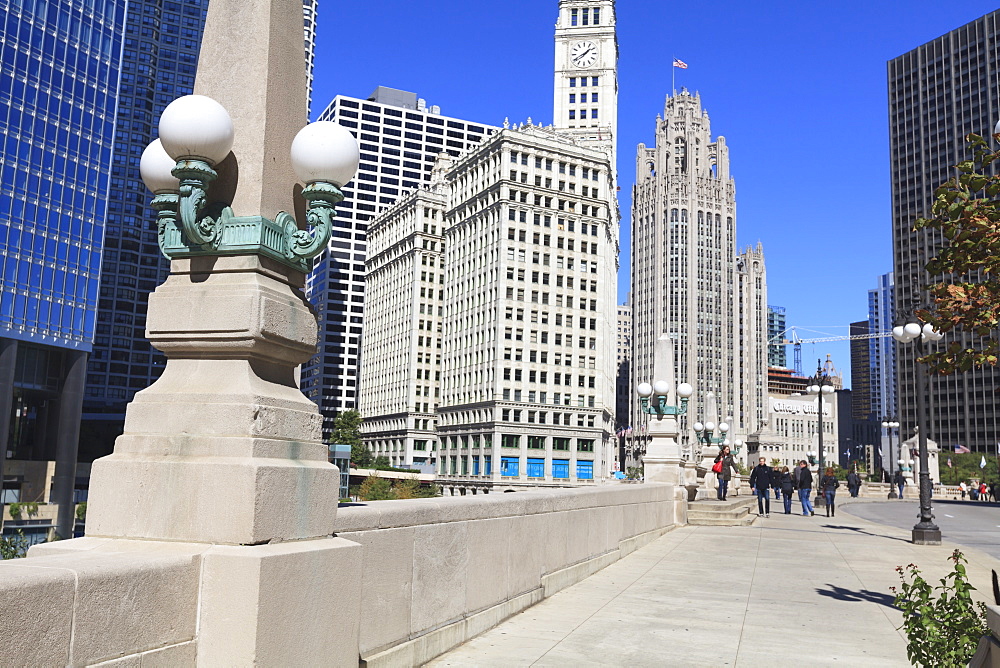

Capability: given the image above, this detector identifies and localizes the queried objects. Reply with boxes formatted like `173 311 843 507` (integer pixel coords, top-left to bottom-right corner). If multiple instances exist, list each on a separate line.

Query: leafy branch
915 133 1000 374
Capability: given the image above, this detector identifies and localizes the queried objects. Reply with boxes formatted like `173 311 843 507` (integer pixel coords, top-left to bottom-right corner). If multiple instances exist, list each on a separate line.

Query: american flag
954 444 971 454
672 58 688 69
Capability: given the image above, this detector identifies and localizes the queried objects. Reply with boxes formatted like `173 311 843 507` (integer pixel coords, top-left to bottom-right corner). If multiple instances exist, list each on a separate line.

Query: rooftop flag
954 444 971 453
673 58 689 69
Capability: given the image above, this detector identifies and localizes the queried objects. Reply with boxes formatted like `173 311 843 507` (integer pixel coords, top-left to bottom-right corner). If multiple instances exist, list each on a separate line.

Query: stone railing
0 482 677 666
970 605 1000 667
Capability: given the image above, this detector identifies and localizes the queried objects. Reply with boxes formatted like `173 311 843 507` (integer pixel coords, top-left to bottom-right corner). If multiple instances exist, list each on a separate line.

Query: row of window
500 457 594 479
568 109 599 121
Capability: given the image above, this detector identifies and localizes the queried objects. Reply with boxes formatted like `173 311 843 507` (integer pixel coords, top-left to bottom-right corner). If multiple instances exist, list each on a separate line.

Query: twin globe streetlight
636 380 694 416
881 418 900 498
806 363 835 506
890 314 944 545
139 94 360 269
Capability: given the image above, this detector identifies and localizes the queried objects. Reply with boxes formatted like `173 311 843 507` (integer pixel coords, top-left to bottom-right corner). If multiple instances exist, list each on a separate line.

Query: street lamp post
806 360 835 507
891 314 944 545
881 418 900 498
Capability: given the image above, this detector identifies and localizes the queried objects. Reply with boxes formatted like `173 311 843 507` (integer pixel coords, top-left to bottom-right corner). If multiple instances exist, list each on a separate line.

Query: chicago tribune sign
769 398 831 417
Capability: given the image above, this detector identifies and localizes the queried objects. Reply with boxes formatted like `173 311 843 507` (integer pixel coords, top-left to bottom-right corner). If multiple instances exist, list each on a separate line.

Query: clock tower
553 0 618 166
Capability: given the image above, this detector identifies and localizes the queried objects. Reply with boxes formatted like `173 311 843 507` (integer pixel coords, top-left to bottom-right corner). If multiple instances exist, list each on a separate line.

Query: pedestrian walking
821 467 840 517
959 481 967 500
771 466 782 500
846 469 861 498
749 457 773 517
780 466 794 514
893 470 905 499
980 481 989 502
991 482 998 502
712 445 739 501
796 460 814 516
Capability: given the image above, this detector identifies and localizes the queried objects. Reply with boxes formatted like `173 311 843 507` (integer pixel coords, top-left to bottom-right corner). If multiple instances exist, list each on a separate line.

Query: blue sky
309 1 999 387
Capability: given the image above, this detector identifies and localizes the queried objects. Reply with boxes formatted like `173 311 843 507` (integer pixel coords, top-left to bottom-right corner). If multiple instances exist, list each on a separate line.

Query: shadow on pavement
821 524 911 543
816 583 897 609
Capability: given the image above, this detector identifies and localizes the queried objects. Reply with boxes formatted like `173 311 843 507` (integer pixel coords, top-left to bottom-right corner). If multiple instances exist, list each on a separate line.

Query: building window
527 457 545 478
552 459 570 479
502 456 520 477
569 110 576 120
553 437 571 450
528 435 545 449
502 434 520 448
593 7 600 24
577 460 594 480
592 76 599 86
571 8 578 25
569 77 576 88
569 94 576 104
577 439 595 452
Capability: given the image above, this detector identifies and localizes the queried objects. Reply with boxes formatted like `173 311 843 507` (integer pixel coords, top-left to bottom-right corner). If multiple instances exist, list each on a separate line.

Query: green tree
915 133 1000 374
329 410 370 468
357 475 393 501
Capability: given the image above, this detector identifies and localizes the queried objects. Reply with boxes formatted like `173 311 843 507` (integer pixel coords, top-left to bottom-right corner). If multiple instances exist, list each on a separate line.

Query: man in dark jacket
749 457 773 517
797 461 815 516
846 470 861 498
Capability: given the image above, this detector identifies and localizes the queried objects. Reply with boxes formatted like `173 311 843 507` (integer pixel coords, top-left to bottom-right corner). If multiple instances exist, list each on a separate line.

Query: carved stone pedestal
87 256 340 545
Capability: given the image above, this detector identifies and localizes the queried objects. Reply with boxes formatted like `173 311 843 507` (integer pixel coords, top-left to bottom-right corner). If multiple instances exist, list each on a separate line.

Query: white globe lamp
158 95 235 165
636 382 653 398
139 139 180 194
290 121 361 188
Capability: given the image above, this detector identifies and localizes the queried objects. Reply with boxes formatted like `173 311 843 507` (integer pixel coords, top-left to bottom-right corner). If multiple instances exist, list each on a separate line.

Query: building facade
614 297 631 468
889 11 1000 451
767 305 787 368
630 90 767 457
361 126 619 486
303 88 493 440
747 392 839 471
0 0 127 504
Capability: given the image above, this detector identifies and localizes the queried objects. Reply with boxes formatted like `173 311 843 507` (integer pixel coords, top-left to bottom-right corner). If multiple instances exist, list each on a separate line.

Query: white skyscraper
360 2 621 486
303 88 493 439
630 90 767 461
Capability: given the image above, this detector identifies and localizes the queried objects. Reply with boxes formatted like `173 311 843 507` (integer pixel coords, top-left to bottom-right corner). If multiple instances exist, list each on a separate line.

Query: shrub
0 530 29 560
891 549 989 667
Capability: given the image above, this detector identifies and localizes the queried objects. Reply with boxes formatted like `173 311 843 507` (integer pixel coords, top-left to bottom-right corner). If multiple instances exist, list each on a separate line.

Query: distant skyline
308 0 1000 386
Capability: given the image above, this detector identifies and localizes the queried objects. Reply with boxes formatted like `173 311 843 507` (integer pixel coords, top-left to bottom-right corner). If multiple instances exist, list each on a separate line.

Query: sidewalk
430 503 999 667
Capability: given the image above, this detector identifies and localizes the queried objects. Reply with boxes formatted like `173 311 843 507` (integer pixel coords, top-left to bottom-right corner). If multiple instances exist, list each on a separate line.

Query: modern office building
81 0 318 455
615 297 631 468
889 10 1000 451
362 123 618 484
0 0 127 507
303 88 493 440
630 90 768 456
767 305 787 368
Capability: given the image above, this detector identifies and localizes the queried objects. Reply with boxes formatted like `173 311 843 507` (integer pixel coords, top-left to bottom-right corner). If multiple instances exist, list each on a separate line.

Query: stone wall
0 482 676 666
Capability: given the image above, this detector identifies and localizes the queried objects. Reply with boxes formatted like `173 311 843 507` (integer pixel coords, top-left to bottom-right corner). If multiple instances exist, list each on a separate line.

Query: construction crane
768 327 893 375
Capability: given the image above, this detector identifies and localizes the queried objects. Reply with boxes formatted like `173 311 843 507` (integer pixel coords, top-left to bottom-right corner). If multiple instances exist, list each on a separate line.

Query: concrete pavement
430 503 999 667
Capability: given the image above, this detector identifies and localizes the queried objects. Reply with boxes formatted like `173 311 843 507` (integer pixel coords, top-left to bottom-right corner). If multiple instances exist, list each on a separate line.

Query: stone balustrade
0 482 676 666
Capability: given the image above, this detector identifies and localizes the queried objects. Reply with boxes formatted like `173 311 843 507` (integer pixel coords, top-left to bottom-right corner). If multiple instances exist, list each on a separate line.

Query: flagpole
672 55 675 95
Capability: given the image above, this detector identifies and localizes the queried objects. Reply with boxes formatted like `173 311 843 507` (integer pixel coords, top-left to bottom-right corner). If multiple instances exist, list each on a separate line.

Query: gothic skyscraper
630 91 767 460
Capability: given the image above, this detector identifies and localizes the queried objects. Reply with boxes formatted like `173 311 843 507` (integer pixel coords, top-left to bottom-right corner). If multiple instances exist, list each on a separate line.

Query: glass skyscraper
81 0 317 457
80 0 208 456
0 0 126 513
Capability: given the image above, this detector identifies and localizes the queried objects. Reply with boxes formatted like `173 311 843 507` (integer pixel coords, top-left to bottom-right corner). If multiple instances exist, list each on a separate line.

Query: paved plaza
431 500 999 667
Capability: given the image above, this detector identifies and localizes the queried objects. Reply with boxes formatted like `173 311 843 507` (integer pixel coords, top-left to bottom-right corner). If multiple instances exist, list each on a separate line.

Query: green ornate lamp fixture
139 95 359 272
636 380 693 416
693 419 741 456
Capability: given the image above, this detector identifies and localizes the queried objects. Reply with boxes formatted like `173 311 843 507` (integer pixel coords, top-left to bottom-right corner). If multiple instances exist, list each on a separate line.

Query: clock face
571 41 598 69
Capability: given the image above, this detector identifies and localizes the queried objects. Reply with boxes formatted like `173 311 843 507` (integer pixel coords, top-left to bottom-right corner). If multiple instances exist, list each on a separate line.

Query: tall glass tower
82 0 318 458
0 0 127 516
80 0 208 458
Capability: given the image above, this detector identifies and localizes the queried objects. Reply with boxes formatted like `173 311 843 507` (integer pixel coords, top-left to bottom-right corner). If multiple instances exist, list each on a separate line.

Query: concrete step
688 514 757 527
687 508 750 521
